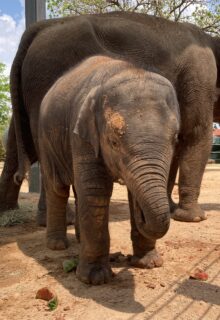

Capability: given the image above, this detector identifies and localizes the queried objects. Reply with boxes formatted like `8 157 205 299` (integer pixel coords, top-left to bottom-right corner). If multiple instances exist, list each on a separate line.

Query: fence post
25 0 46 192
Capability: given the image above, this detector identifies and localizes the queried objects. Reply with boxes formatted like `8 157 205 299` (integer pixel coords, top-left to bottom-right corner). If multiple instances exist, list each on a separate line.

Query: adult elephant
0 12 219 223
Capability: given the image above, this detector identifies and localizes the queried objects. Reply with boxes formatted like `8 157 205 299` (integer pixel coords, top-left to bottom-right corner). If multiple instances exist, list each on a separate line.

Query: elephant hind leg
172 109 212 222
169 138 208 223
0 119 21 212
172 50 216 222
72 185 80 242
0 117 39 213
46 182 70 250
168 150 179 213
37 177 75 227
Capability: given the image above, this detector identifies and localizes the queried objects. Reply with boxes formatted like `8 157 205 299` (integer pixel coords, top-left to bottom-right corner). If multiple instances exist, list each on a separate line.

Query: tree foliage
192 0 220 34
0 63 10 160
47 0 220 34
0 63 10 126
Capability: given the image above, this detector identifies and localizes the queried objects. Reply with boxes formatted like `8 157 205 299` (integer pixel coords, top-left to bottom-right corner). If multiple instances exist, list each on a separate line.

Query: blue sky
0 0 23 22
0 0 25 75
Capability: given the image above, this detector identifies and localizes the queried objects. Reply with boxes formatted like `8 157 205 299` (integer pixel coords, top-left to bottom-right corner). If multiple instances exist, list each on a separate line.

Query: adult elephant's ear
73 87 100 158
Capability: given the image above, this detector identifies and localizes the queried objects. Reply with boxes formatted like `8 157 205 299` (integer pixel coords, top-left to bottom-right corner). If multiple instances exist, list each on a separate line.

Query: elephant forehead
104 107 126 135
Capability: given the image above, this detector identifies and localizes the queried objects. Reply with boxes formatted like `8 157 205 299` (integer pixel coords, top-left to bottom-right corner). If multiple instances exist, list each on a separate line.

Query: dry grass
0 202 37 227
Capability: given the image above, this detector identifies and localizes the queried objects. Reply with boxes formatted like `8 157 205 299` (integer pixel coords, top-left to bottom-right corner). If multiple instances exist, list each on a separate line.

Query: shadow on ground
0 193 143 314
201 203 220 211
1 192 220 317
176 278 220 305
16 228 145 314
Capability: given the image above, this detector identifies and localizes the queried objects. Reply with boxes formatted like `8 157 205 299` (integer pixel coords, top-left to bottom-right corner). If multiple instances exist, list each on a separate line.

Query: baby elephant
39 56 179 285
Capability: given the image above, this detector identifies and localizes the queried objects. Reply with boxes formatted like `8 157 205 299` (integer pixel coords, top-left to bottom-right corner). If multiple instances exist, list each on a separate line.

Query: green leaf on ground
63 258 78 272
48 296 58 311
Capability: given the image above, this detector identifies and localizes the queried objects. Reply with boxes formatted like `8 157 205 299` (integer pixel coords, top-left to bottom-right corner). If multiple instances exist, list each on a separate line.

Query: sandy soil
0 163 219 320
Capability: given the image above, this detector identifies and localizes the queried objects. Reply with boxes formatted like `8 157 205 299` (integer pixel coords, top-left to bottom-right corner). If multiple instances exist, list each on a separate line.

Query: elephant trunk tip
150 218 170 239
137 204 170 240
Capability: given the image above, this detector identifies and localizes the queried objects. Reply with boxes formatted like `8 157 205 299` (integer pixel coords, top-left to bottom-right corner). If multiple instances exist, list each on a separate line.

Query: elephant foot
171 204 207 222
47 236 69 250
128 249 163 269
76 262 112 285
37 204 75 227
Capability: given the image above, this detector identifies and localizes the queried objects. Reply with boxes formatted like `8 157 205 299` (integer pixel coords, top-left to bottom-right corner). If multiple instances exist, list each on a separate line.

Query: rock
144 281 156 289
189 268 208 281
36 287 58 311
36 287 55 301
63 306 70 311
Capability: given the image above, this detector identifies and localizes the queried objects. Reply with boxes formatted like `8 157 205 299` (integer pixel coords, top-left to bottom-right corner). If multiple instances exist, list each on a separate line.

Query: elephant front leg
128 190 163 269
75 159 113 285
172 126 212 222
46 186 69 250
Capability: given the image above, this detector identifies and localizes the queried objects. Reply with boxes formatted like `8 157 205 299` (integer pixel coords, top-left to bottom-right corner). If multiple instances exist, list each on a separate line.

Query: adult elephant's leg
172 69 215 225
46 184 69 250
128 190 163 268
37 178 47 226
168 152 179 213
66 198 75 225
72 185 80 242
172 52 217 223
172 127 212 222
0 119 21 212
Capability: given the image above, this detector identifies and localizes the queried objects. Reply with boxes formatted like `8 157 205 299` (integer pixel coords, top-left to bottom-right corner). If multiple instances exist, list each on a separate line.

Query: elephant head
74 70 180 240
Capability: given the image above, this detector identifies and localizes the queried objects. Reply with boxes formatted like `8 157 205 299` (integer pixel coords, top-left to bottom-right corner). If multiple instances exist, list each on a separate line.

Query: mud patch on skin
104 107 126 135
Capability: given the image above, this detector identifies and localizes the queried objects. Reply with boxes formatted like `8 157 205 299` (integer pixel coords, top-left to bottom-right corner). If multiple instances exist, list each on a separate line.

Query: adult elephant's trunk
125 155 171 240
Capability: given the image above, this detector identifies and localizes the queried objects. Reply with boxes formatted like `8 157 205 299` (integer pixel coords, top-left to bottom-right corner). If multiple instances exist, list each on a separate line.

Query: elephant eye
107 137 119 149
111 140 118 148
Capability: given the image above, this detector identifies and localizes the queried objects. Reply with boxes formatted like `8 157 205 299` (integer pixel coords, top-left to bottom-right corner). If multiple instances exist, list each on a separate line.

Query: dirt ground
0 163 219 320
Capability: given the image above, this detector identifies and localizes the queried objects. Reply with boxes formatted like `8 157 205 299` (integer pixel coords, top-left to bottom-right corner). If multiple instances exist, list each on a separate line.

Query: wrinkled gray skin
39 56 179 285
1 12 219 223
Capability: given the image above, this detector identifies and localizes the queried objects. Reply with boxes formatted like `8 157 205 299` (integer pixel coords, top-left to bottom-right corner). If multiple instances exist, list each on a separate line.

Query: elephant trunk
125 155 171 240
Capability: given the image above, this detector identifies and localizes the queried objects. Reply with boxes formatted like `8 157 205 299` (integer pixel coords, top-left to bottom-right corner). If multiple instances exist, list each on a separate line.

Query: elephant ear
73 87 100 158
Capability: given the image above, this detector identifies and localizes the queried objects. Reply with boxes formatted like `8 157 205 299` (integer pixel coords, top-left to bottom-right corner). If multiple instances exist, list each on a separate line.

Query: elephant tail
10 19 62 184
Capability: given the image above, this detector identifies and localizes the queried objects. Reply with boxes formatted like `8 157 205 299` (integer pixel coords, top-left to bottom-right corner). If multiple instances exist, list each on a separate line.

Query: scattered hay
0 205 35 227
0 210 27 227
